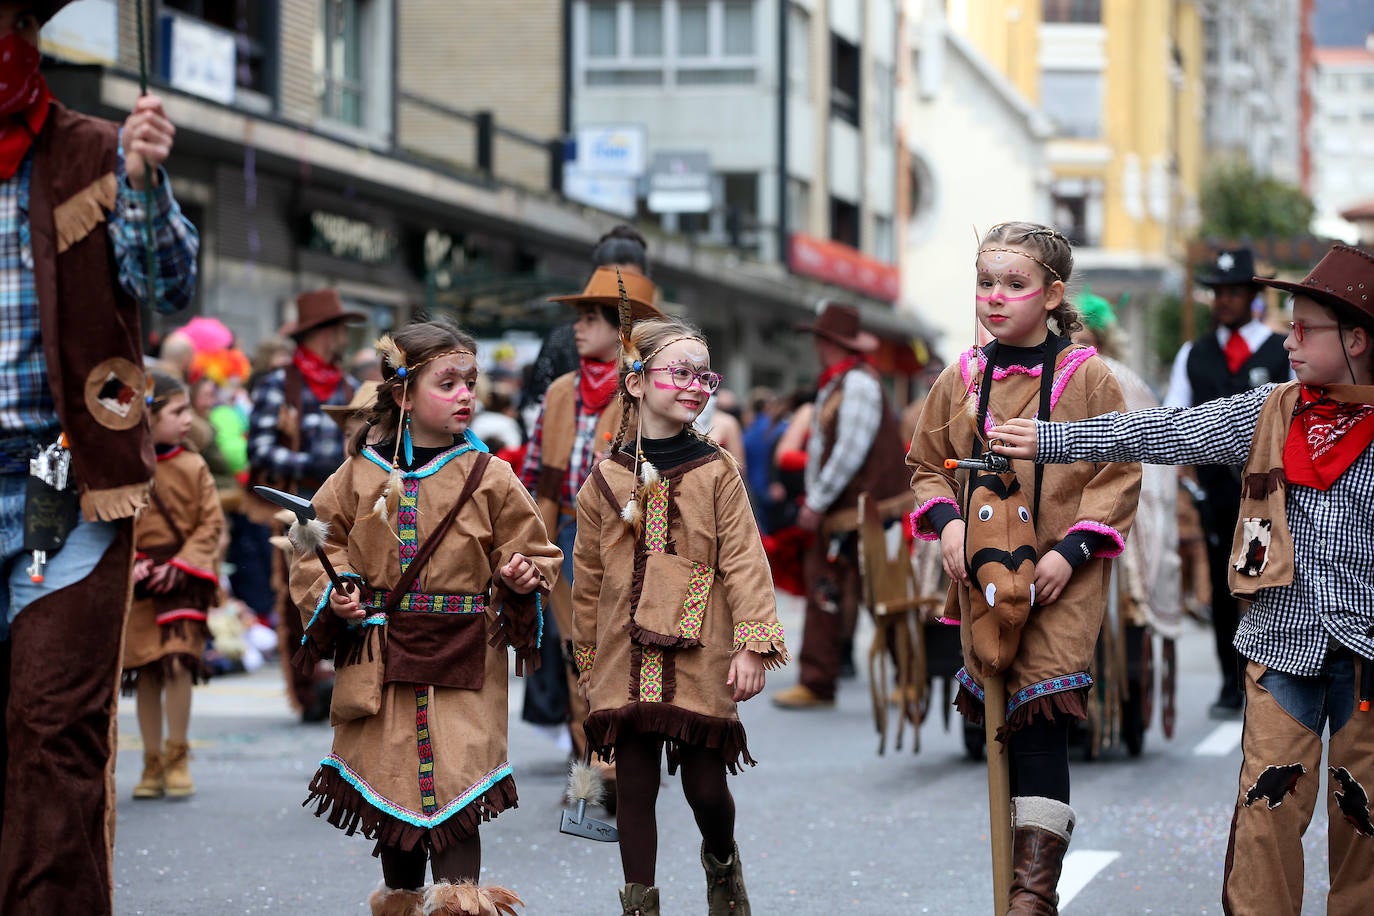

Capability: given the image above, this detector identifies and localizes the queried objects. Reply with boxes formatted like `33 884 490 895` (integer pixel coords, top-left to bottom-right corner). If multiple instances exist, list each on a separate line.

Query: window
581 1 757 87
874 61 894 142
830 196 860 248
162 0 276 99
1040 69 1102 138
315 0 392 137
831 33 861 126
873 215 894 262
722 171 758 249
1050 177 1103 246
787 177 811 234
788 3 810 95
1041 0 1101 23
320 0 363 125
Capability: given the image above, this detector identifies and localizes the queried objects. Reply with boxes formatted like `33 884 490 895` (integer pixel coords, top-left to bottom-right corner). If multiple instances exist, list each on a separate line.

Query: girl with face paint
907 221 1140 914
286 318 563 912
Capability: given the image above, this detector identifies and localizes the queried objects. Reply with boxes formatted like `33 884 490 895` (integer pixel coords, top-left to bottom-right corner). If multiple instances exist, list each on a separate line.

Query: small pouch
384 610 488 691
331 625 384 725
630 552 714 648
1232 517 1273 578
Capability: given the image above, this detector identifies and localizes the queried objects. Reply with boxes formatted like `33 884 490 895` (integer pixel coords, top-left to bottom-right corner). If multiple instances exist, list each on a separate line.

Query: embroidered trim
398 478 420 570
302 572 365 641
642 480 670 552
639 646 665 702
362 590 487 614
415 687 436 814
1064 520 1126 558
678 563 711 640
911 497 959 541
318 755 513 829
573 644 597 673
733 621 786 653
955 667 984 702
360 434 480 478
1008 673 1094 715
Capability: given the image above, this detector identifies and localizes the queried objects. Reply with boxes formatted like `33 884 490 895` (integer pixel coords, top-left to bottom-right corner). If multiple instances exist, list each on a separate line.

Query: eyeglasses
648 366 723 393
1287 320 1343 343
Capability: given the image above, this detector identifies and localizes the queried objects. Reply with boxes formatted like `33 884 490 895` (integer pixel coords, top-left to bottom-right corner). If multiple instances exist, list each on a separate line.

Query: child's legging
378 833 480 890
615 734 735 886
1008 712 1072 804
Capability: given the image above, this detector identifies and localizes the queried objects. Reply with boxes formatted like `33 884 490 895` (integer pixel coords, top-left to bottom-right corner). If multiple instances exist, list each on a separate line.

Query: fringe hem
954 683 1089 743
120 653 211 696
303 765 519 855
81 482 151 522
736 640 790 670
489 587 543 677
584 703 757 775
626 620 702 651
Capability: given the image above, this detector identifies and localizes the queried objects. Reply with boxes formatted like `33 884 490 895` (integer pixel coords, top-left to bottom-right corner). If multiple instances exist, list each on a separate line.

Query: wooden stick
984 673 1013 913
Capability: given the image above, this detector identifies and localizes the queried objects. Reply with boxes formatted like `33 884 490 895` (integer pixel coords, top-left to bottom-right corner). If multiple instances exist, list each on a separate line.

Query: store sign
41 0 118 64
306 211 397 265
562 169 638 218
788 233 900 303
161 15 236 105
646 151 713 215
574 125 648 177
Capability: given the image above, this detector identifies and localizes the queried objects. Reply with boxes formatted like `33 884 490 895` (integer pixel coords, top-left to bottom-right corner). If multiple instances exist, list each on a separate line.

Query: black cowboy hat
1197 248 1269 288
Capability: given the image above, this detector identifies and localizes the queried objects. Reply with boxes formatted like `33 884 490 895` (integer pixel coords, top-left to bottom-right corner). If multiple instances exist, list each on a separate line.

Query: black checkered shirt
1037 383 1374 676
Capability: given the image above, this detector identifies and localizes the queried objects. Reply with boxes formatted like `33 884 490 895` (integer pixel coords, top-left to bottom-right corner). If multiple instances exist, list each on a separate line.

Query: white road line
1059 849 1120 909
1193 721 1245 757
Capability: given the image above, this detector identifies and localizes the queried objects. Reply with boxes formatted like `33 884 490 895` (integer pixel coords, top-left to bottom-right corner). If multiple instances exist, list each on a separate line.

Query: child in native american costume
990 244 1374 916
907 222 1139 914
573 315 788 916
288 319 561 916
124 372 224 801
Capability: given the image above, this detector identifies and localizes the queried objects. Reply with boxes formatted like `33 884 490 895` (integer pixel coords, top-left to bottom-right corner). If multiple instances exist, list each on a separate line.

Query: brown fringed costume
288 437 561 854
573 447 788 772
122 446 223 690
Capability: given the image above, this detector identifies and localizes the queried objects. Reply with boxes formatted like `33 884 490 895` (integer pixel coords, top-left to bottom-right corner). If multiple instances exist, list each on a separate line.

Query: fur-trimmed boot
618 883 660 916
422 880 523 915
369 882 425 916
132 750 164 799
162 739 195 798
702 842 751 914
1008 796 1075 915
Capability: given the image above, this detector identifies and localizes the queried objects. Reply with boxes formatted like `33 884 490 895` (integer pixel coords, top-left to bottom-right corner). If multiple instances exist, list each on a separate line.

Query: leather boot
702 842 751 914
1008 796 1075 915
368 882 424 916
618 883 660 916
132 750 164 799
162 739 195 798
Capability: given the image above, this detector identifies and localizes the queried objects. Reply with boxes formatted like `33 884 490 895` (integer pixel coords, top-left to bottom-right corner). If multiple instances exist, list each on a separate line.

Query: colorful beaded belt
360 590 487 614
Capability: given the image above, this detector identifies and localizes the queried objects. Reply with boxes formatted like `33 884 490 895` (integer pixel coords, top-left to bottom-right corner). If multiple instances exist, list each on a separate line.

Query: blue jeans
1257 649 1357 736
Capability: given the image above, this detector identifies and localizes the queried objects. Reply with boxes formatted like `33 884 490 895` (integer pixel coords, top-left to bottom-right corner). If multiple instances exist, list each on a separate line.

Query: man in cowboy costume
0 3 199 912
773 302 910 709
247 288 363 720
1165 248 1290 718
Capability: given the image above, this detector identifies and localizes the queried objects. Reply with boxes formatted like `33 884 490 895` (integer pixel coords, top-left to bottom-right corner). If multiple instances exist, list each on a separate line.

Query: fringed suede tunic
573 433 788 772
122 446 223 690
288 433 562 853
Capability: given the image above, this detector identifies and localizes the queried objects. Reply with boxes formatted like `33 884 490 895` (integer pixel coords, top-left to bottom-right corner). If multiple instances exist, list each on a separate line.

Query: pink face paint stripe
651 381 680 391
975 288 1043 303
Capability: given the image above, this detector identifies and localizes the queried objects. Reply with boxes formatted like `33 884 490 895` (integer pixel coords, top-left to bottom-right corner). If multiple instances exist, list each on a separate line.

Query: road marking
1194 721 1245 757
1059 849 1119 909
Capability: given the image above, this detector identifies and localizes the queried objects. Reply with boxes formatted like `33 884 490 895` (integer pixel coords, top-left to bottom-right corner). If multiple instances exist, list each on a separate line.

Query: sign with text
574 125 648 177
562 168 638 218
305 211 397 265
646 151 713 215
161 15 236 105
788 233 900 303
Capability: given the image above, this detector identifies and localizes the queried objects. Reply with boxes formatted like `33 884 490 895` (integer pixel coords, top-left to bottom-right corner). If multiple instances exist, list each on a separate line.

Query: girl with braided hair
573 316 788 916
907 221 1139 914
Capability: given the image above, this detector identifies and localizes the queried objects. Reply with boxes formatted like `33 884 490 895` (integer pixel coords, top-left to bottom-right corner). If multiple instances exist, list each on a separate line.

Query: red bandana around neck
817 355 863 392
1283 385 1374 490
294 346 344 403
0 67 49 182
578 358 618 414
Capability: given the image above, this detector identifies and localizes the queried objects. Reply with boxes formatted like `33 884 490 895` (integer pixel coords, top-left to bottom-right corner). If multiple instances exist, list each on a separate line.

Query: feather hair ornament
615 267 650 528
365 334 410 531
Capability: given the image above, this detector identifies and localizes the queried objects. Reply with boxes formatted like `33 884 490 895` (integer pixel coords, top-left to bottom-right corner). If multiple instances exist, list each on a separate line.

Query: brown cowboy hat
322 380 380 426
280 288 367 339
1254 244 1374 323
795 301 878 353
547 266 663 320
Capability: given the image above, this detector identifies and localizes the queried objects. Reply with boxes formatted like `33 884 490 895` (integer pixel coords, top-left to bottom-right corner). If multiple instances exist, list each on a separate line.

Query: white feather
640 460 660 486
566 760 606 806
288 518 329 554
620 497 640 525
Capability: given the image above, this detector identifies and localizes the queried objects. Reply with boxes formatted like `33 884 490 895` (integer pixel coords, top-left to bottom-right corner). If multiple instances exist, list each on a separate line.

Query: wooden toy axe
252 486 355 595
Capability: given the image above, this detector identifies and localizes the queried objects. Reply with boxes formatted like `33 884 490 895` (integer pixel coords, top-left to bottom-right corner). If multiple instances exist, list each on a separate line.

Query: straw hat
322 380 380 427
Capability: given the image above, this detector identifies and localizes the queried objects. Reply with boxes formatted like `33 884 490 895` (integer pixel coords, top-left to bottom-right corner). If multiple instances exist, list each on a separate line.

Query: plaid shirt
1039 384 1374 675
519 380 602 510
804 366 884 514
247 368 357 497
0 142 198 436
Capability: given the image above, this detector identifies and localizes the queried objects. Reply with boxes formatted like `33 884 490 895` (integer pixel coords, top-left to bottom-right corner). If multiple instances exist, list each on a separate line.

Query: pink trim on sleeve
910 497 960 541
169 557 218 583
1066 519 1126 558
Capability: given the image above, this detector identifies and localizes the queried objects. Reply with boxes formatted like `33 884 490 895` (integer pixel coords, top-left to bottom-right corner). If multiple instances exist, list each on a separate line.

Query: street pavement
113 596 1333 915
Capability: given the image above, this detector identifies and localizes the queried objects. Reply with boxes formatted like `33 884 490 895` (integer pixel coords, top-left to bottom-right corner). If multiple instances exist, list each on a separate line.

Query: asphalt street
112 596 1334 915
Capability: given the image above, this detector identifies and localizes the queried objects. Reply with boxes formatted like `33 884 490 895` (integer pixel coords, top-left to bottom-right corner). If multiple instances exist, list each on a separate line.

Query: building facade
1310 41 1374 243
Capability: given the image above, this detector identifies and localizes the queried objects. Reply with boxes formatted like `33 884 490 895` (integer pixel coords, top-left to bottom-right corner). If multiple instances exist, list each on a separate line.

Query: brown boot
1008 796 1075 915
132 750 164 799
422 881 523 915
368 882 425 916
618 883 659 916
702 842 751 914
162 739 195 799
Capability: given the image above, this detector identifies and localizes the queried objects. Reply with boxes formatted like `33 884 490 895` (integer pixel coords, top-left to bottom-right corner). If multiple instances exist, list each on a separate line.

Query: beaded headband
631 335 706 373
977 247 1064 284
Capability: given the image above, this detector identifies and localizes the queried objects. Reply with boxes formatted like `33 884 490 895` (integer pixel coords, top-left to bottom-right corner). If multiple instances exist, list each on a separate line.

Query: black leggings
615 734 736 886
1007 713 1071 804
378 832 482 890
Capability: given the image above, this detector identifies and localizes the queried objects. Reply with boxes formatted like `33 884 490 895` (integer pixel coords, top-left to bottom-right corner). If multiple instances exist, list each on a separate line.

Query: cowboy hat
795 301 878 353
1197 248 1269 288
322 380 380 426
1254 244 1374 324
279 288 367 339
547 266 663 320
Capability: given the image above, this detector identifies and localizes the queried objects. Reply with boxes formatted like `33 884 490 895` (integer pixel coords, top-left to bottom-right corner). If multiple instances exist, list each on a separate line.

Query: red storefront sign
788 233 900 303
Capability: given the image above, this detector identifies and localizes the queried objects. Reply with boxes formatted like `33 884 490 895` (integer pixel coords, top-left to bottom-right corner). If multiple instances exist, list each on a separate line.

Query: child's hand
1033 552 1072 606
987 418 1039 459
132 557 153 582
577 671 591 702
500 552 540 594
329 586 364 621
727 650 766 702
147 563 185 594
940 519 969 583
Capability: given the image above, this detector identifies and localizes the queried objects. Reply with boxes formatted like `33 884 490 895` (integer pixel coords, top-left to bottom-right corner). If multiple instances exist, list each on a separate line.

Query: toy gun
944 452 1012 473
24 434 77 584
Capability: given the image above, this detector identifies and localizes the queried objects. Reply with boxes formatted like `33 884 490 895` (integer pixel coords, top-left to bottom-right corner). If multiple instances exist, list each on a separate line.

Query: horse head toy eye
1018 506 1030 523
978 505 993 521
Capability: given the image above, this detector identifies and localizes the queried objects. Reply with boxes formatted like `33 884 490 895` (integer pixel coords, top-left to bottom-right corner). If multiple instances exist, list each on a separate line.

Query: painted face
1284 296 1355 387
574 305 621 362
975 246 1061 348
151 391 193 447
633 337 713 437
403 351 478 445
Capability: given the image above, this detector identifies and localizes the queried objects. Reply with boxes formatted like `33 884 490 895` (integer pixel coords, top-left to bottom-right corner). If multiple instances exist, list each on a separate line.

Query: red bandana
293 346 344 403
578 358 618 414
0 64 49 182
1283 386 1374 491
817 355 863 392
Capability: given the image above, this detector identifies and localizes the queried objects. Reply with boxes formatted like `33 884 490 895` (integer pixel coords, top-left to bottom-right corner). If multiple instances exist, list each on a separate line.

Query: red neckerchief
577 358 618 414
294 346 344 403
817 355 863 391
0 78 50 182
1283 385 1374 491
